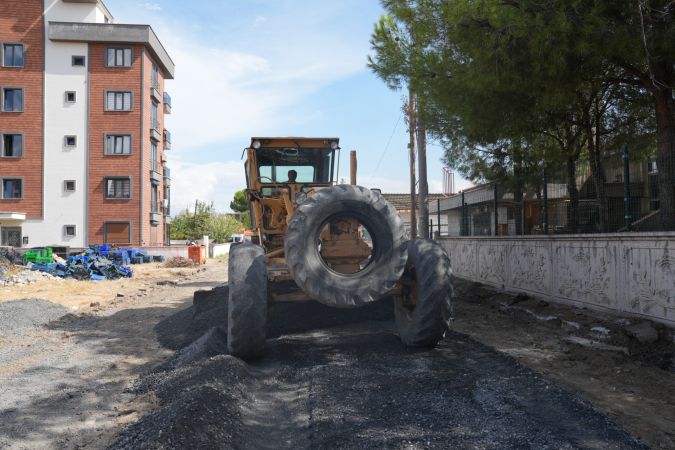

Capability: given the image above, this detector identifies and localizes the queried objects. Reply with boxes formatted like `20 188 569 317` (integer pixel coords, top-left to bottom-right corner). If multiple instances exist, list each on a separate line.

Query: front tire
227 243 268 359
395 239 453 347
284 185 408 308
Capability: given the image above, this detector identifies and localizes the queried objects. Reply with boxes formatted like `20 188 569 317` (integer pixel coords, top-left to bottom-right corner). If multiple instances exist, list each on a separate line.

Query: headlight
252 140 261 149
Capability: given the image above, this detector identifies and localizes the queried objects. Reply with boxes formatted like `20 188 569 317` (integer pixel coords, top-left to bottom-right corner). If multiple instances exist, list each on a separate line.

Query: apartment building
0 0 174 248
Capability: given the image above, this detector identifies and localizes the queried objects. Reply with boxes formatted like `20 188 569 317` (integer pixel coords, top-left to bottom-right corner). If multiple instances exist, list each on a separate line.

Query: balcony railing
163 129 171 150
150 121 161 141
151 84 161 102
163 92 172 114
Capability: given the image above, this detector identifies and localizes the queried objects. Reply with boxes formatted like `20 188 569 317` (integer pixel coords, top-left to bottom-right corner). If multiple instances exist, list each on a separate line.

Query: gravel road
111 293 645 449
0 264 227 449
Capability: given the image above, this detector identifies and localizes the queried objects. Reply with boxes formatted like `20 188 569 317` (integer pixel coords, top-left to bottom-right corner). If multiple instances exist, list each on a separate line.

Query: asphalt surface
111 293 645 449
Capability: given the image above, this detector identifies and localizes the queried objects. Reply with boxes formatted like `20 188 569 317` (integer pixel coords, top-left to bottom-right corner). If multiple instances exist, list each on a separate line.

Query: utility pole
417 98 429 239
408 87 417 239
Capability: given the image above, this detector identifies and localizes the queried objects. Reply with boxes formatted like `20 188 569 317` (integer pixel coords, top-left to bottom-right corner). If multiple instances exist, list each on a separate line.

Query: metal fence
430 156 672 237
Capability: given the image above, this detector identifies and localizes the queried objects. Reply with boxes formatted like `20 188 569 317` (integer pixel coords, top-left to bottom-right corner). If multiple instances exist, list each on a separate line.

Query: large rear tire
285 185 408 308
394 239 453 347
227 243 267 359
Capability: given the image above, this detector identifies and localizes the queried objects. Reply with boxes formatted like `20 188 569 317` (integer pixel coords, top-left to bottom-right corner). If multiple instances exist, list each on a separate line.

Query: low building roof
382 193 447 211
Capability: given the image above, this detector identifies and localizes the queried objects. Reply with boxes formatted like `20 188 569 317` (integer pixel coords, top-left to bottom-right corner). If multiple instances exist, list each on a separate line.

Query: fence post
494 183 499 236
543 168 549 234
437 198 441 237
623 145 632 231
461 190 467 236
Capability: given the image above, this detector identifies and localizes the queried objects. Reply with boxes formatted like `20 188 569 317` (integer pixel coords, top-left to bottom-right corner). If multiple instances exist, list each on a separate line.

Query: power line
368 111 403 185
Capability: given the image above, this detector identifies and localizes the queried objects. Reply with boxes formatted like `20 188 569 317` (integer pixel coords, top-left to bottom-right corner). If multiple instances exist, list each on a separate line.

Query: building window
64 225 76 237
151 101 159 130
106 47 132 67
65 91 76 103
151 141 158 172
2 44 24 67
151 62 159 89
104 222 131 245
1 226 22 247
2 88 23 112
64 180 76 192
72 55 86 66
0 178 22 199
105 134 132 155
105 177 131 199
65 136 77 147
151 184 159 213
648 160 658 174
1 134 23 157
105 91 132 111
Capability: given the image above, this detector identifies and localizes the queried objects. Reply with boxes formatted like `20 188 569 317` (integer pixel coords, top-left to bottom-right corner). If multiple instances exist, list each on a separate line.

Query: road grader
228 137 453 358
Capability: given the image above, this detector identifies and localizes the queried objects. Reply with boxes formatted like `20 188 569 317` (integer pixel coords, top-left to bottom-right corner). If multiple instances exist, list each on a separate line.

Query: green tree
369 0 662 231
230 190 251 228
170 200 244 243
230 190 248 212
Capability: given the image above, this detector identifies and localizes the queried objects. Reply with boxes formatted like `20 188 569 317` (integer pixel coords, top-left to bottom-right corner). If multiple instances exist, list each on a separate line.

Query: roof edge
48 21 175 79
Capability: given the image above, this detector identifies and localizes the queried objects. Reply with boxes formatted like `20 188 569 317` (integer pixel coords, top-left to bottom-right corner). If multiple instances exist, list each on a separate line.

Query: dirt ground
0 263 204 310
450 281 675 449
0 261 227 449
0 260 673 449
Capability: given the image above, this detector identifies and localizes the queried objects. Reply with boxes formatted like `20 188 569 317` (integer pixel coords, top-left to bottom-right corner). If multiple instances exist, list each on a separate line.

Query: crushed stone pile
0 298 72 338
109 354 249 450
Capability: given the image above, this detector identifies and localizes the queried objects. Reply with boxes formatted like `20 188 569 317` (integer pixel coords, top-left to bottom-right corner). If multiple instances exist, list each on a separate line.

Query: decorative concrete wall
438 233 675 327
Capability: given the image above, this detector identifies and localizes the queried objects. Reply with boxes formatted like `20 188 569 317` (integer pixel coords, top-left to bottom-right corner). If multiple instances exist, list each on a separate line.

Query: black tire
394 239 453 347
285 184 407 308
227 242 268 359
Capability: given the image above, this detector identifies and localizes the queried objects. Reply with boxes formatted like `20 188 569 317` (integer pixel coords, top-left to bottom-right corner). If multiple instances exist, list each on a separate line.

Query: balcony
150 168 161 183
163 129 171 150
150 120 161 141
150 201 161 224
163 92 172 114
163 198 170 216
151 84 161 103
163 166 171 187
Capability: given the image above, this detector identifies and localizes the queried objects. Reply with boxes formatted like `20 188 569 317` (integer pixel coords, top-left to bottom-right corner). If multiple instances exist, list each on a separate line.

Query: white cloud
169 159 245 214
138 2 161 11
152 10 368 154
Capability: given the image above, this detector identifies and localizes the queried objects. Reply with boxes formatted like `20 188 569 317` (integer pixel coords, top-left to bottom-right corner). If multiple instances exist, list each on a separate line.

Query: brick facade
87 44 169 246
0 0 44 218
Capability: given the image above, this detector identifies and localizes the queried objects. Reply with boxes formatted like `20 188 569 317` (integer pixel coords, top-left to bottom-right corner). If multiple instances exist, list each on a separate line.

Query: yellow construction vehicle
228 137 453 358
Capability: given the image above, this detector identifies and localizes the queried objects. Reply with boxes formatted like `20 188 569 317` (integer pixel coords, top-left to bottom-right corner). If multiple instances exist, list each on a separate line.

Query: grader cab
227 137 453 358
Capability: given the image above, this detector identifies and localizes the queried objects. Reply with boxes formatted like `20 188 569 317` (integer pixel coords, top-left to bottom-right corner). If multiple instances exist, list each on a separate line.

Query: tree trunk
417 111 430 239
513 148 524 235
586 121 609 233
566 155 579 233
654 86 675 230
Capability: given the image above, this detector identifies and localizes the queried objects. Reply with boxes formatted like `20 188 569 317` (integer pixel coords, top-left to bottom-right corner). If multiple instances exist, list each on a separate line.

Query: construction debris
25 247 133 281
164 256 196 268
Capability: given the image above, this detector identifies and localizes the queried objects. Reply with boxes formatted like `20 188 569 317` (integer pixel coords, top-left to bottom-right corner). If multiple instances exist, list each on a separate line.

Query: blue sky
107 0 472 212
